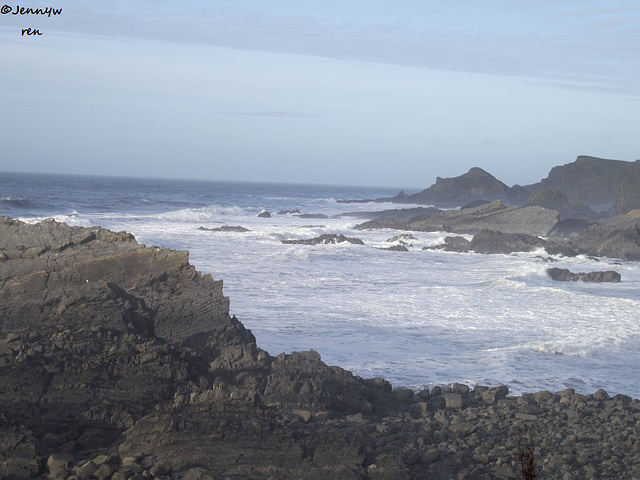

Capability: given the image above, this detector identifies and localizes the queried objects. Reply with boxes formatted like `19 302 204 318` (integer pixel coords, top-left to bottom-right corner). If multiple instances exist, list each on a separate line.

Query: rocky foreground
1 217 640 480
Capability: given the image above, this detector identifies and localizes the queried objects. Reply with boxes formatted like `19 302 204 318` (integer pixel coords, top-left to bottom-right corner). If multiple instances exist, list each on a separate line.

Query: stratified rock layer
356 200 559 236
2 217 640 480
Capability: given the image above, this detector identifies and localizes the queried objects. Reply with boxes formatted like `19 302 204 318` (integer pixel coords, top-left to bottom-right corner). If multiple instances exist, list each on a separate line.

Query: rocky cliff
349 155 640 217
526 155 640 210
2 217 640 480
387 167 527 207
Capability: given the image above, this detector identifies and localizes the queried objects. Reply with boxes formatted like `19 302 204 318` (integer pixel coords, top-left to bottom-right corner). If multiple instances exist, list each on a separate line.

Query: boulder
547 268 621 283
468 229 546 254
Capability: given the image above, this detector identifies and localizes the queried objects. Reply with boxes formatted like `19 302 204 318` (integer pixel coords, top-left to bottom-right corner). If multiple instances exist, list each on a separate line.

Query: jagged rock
387 167 527 206
466 229 546 254
3 217 640 480
525 189 601 221
379 245 409 252
548 218 593 237
568 212 640 260
198 225 250 232
614 171 640 213
281 234 364 245
425 236 472 252
547 268 621 282
354 218 408 230
385 234 417 243
258 211 271 218
526 155 640 210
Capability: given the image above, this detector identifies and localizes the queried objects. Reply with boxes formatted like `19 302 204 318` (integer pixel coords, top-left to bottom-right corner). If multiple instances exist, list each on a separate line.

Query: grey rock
198 225 250 232
281 234 364 245
547 267 621 283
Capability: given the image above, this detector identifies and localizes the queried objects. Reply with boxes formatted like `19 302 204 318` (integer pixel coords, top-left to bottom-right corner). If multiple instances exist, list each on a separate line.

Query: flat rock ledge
1 217 639 480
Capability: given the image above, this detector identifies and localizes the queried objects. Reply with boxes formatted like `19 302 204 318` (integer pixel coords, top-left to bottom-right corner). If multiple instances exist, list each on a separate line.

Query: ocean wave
18 213 93 227
263 247 309 260
0 197 35 209
149 205 252 223
528 334 638 358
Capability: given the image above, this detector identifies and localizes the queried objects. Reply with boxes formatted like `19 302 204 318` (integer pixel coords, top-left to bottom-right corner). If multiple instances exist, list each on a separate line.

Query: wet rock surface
198 225 250 232
355 200 559 237
282 234 365 245
2 217 640 479
547 267 621 283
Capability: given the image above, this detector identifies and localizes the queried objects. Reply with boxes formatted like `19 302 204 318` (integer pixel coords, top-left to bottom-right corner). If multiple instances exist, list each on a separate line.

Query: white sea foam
9 175 640 398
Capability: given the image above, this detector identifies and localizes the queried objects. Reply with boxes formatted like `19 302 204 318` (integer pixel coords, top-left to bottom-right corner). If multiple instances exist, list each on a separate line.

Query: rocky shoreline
1 216 640 480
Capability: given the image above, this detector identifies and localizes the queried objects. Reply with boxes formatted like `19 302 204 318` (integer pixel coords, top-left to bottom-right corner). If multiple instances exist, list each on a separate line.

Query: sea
2 171 639 398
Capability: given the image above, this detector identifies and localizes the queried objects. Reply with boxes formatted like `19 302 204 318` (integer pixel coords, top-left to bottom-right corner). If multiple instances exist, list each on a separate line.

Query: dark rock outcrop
548 218 593 238
336 207 440 221
198 225 250 232
547 267 621 283
428 230 576 256
258 210 271 218
282 234 365 245
296 213 329 219
466 230 547 255
525 189 601 221
426 235 472 252
2 217 640 480
379 244 409 252
614 172 640 214
389 167 527 206
386 234 417 243
567 210 640 260
356 200 559 237
526 155 640 210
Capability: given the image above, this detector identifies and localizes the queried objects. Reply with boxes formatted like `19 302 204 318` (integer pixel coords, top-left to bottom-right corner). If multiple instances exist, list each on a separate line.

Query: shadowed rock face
391 167 527 206
282 233 364 245
527 155 640 210
356 200 559 237
546 268 621 283
2 217 640 480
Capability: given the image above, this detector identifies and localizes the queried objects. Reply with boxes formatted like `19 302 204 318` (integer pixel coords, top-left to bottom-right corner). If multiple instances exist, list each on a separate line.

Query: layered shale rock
526 155 640 210
2 216 640 479
356 200 559 237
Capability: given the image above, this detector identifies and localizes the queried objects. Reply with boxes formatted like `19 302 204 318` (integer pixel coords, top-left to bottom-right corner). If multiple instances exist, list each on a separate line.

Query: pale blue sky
1 1 639 187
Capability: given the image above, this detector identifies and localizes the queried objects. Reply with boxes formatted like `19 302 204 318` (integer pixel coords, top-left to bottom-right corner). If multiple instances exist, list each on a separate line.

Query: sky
1 1 639 188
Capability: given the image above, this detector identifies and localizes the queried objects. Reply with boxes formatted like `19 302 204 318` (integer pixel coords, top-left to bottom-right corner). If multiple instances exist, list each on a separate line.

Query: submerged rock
379 244 409 252
198 225 250 232
295 213 329 219
547 267 621 283
282 234 364 245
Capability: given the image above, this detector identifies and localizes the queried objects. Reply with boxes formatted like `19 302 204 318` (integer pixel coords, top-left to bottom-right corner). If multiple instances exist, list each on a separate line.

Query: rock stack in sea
1 216 639 479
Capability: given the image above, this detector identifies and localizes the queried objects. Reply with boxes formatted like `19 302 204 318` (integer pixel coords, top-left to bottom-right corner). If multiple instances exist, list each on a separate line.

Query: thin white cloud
4 1 635 93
